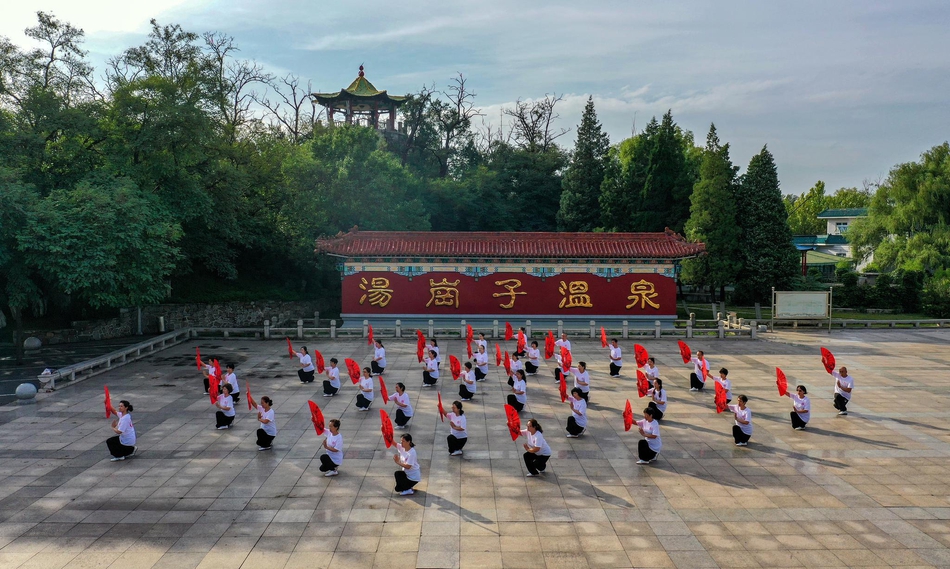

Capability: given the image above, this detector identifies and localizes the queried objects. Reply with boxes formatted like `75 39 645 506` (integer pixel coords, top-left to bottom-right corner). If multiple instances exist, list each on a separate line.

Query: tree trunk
12 306 24 366
720 284 727 304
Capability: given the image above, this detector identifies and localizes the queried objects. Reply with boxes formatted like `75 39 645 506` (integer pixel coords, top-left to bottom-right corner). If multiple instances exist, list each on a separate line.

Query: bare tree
253 74 319 144
397 83 436 166
203 32 271 140
503 93 569 153
429 73 483 177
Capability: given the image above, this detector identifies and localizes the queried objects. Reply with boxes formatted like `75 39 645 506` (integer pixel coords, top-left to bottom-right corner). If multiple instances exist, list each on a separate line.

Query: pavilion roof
312 66 407 105
315 228 706 260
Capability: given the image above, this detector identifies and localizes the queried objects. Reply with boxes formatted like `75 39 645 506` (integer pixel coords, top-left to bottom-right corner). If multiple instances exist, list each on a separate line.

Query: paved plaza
1 328 950 569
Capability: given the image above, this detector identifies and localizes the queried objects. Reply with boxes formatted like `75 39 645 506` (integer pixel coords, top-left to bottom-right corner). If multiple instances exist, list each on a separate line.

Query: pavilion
312 65 407 131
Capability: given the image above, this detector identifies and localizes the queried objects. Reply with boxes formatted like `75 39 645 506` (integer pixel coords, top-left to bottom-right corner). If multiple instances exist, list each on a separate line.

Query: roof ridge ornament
359 64 364 78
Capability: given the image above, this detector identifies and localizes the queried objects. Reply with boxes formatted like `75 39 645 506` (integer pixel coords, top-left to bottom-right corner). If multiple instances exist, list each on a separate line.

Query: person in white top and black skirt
525 341 541 375
554 334 572 384
107 400 136 461
446 401 467 456
566 388 587 438
389 383 413 428
215 384 235 429
729 395 752 446
475 333 488 357
224 363 240 403
786 385 810 430
688 351 710 391
459 362 476 400
394 434 421 495
319 419 343 477
569 363 591 403
608 339 623 377
521 418 551 477
323 358 341 397
474 345 489 382
715 368 732 404
514 327 527 357
295 347 315 383
508 370 527 412
647 378 667 420
643 357 660 381
356 367 375 411
637 407 662 464
256 396 277 450
422 350 439 386
371 340 387 375
832 366 854 415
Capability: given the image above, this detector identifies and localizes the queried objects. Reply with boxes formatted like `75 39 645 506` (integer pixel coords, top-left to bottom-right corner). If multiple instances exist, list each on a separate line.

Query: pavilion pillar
389 106 396 131
345 100 352 124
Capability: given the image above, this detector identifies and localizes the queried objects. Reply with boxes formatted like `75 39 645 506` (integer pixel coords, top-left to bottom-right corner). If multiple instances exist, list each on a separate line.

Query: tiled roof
315 228 705 260
816 208 868 218
794 235 850 246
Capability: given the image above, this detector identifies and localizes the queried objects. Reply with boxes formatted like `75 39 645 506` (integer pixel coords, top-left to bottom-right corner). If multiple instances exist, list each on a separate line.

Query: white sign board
773 291 830 319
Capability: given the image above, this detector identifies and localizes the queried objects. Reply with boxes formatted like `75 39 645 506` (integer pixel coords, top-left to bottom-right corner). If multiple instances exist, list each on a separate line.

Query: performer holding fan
446 401 468 456
371 340 387 376
688 350 710 391
459 362 476 401
256 396 276 450
294 347 316 383
608 339 623 377
521 419 551 477
785 385 811 430
106 400 136 462
318 419 343 477
728 395 752 446
393 434 422 495
636 407 662 465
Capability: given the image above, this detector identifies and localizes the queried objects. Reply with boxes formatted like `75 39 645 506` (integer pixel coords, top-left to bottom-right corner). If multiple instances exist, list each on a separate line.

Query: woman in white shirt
475 333 488 357
786 385 810 430
729 395 752 446
319 419 343 477
507 370 527 412
521 419 551 477
688 351 709 391
446 401 468 456
323 358 341 397
637 407 661 464
514 327 528 357
389 383 413 428
107 400 136 461
198 355 215 393
608 339 623 377
554 334 572 383
643 357 660 381
459 362 476 400
832 366 854 416
356 367 375 411
422 350 440 386
393 434 421 495
715 368 732 404
215 384 236 429
224 363 240 403
566 388 587 438
371 340 387 375
474 346 489 382
647 378 667 420
525 341 541 375
427 339 441 368
256 396 277 450
296 347 315 384
570 363 591 403
510 353 524 379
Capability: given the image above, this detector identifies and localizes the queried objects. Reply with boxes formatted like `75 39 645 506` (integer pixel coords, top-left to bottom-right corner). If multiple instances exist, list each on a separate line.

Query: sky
3 0 949 195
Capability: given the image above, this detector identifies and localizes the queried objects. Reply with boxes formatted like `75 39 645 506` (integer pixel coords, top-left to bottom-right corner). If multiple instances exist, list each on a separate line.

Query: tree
733 145 799 302
848 142 950 273
785 181 872 235
680 124 741 300
0 169 42 364
557 96 610 231
503 93 569 153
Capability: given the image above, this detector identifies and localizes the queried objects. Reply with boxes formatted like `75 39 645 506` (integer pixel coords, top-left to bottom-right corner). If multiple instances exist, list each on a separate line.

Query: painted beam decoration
347 271 675 316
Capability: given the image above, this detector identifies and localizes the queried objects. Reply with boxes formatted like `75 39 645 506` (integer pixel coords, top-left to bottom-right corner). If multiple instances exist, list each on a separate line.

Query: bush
922 273 950 318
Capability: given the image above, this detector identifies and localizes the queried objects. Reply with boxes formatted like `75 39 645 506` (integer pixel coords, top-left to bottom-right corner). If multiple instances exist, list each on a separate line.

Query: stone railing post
264 319 270 339
689 312 696 327
749 320 757 339
460 320 467 339
363 320 369 339
687 322 693 339
525 320 532 337
297 319 304 340
492 320 499 338
654 320 661 339
557 320 563 337
428 319 434 338
589 320 596 339
622 320 629 339
330 320 337 339
717 320 725 339
395 320 402 337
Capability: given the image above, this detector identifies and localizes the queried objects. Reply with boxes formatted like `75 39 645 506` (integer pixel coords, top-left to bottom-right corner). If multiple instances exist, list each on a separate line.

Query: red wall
343 271 676 316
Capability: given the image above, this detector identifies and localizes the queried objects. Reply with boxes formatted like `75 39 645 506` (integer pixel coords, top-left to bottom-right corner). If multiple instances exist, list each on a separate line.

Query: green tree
0 169 42 364
733 145 799 302
785 181 872 235
848 142 950 273
486 143 565 231
680 124 741 300
557 96 610 231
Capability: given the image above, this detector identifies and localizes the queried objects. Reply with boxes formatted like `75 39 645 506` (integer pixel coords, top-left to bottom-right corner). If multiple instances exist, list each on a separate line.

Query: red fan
700 359 709 382
437 392 446 422
195 347 202 370
495 344 502 367
416 330 426 362
313 349 325 374
714 380 728 413
245 381 254 410
286 337 295 359
505 322 513 341
517 330 526 354
466 325 474 343
634 344 649 368
820 347 836 374
344 358 361 384
449 355 461 380
559 372 568 403
560 346 572 374
504 351 512 376
600 326 608 348
104 386 117 418
776 367 788 397
677 340 691 364
379 376 389 403
367 324 374 346
380 409 395 448
623 399 634 432
210 360 221 404
466 341 473 359
308 400 325 435
544 330 555 359
504 404 521 441
636 370 650 398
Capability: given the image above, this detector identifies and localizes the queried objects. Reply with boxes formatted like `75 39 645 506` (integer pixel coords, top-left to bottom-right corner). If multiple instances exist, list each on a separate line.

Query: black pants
423 371 438 385
523 452 549 475
507 395 524 411
515 349 526 358
507 376 515 386
690 373 705 390
371 361 385 375
834 394 849 412
554 368 562 383
356 394 372 409
257 429 275 448
638 440 658 462
647 402 664 421
106 436 134 458
567 417 585 436
790 412 808 429
203 376 210 393
733 425 751 444
319 454 338 472
459 385 474 400
299 369 315 383
578 390 589 403
525 362 538 374
395 409 411 426
394 471 419 492
323 381 338 396
231 391 240 403
447 435 467 453
474 368 486 381
609 363 622 377
215 412 234 428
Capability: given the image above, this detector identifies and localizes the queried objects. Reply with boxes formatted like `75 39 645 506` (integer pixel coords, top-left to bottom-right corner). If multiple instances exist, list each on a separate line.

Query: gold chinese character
558 280 593 309
426 278 461 308
359 277 393 308
626 279 661 310
492 279 527 309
